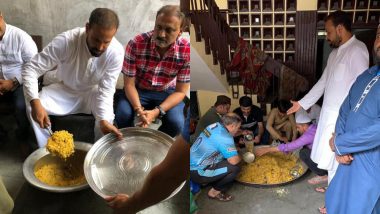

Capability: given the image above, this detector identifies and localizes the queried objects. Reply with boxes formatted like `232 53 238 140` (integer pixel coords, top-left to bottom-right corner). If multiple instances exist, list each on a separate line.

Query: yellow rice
46 130 74 160
34 150 87 187
237 152 305 184
34 163 86 187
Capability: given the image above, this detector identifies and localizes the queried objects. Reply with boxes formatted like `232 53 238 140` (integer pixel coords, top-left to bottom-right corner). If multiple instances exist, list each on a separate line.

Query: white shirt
299 36 368 111
23 27 124 121
299 35 369 171
0 24 37 83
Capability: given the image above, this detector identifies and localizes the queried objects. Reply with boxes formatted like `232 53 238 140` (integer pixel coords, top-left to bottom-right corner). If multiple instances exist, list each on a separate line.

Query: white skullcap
295 109 311 124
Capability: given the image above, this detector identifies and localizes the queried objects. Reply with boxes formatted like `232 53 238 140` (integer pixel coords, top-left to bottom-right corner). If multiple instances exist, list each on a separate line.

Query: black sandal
208 192 233 202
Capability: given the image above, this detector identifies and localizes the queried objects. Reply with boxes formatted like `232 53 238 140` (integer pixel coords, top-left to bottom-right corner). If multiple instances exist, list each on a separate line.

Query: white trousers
26 83 111 147
327 168 337 185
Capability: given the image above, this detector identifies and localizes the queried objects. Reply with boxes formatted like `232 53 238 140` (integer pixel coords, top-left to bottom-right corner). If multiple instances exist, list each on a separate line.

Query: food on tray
237 151 305 184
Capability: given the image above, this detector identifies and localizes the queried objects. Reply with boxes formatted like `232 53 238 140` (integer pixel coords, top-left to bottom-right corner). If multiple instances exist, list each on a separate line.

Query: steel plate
84 127 185 199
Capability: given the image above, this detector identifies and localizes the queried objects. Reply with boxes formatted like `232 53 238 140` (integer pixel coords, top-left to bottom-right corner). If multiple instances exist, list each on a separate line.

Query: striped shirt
122 31 190 91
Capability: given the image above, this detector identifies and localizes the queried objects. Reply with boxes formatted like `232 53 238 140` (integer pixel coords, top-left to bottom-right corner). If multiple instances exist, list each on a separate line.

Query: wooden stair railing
190 0 239 82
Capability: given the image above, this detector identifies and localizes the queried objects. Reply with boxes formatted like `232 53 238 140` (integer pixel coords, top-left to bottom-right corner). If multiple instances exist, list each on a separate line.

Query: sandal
315 186 328 193
318 206 327 214
208 192 233 202
308 175 328 185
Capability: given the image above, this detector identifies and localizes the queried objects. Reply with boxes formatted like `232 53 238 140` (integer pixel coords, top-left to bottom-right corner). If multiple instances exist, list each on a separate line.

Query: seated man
0 11 37 145
23 8 124 147
115 5 190 138
190 113 242 202
266 99 297 142
233 96 269 145
191 95 231 143
256 110 328 184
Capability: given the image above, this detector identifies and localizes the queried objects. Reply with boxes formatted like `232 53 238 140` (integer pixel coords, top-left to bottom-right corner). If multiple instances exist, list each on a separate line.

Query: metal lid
244 134 253 141
84 127 184 198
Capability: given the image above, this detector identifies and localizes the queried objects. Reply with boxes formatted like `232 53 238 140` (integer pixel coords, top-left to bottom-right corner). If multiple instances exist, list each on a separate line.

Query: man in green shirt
191 95 231 143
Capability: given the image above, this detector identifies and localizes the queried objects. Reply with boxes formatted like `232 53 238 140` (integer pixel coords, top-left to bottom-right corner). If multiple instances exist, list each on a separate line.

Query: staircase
190 0 309 117
190 0 239 91
190 0 274 115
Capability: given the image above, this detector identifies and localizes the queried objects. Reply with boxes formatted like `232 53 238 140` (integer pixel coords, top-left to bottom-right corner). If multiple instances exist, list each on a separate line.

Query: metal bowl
23 141 92 192
84 127 185 199
243 152 255 163
236 145 309 187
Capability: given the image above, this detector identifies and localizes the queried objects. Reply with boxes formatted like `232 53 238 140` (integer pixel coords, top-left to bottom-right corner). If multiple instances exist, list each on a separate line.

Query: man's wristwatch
11 77 20 91
155 105 166 118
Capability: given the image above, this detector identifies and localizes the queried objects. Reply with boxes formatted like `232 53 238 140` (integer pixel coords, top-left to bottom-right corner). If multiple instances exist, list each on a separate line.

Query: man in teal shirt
190 113 241 202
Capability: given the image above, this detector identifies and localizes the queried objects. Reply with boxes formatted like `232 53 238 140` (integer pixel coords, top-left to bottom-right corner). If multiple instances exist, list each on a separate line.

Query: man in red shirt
115 5 190 137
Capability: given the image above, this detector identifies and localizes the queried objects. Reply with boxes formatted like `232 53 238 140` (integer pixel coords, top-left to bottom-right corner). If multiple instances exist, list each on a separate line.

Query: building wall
213 0 318 11
196 86 267 117
0 0 179 47
197 89 241 117
297 0 317 10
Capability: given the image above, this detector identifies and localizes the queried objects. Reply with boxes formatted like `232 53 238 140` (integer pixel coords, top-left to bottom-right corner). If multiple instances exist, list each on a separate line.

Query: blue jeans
190 160 241 192
114 89 185 137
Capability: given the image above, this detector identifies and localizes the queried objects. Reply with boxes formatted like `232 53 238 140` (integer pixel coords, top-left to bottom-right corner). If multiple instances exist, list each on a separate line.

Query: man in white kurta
23 8 124 147
287 11 369 184
0 11 37 144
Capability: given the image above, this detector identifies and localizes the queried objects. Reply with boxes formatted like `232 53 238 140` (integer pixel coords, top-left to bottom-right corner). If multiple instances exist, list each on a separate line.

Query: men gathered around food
233 96 269 145
325 24 380 214
23 8 124 147
266 99 297 143
115 5 190 138
191 95 231 143
0 11 37 145
256 110 328 184
190 113 242 202
105 110 190 214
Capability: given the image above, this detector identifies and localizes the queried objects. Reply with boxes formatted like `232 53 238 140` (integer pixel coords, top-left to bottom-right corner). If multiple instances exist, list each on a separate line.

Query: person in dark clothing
233 96 269 145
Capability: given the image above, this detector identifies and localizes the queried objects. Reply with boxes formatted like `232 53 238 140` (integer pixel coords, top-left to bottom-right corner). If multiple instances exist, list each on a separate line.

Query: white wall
190 47 228 93
0 0 179 47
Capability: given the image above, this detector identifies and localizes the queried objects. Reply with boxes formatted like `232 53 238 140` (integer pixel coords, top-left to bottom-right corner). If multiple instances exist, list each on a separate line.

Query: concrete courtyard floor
195 168 326 214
